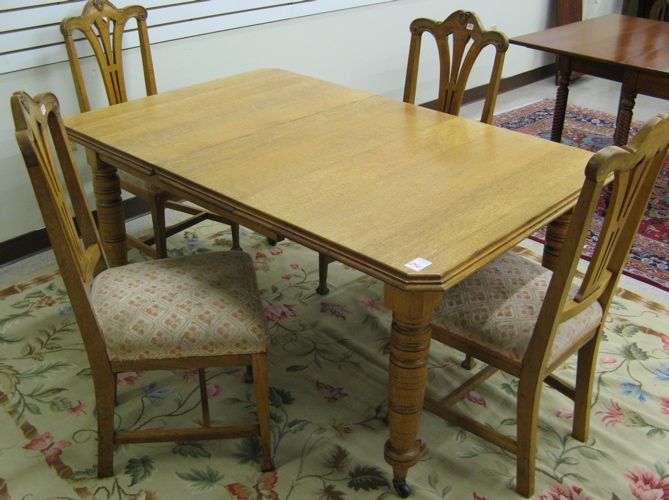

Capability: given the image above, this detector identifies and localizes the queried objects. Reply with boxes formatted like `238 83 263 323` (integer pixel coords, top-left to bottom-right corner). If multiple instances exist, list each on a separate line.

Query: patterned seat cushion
91 251 269 362
431 251 603 367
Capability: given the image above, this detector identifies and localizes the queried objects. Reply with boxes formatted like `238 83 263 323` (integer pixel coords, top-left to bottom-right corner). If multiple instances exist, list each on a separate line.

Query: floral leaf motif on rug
1 222 669 499
494 98 669 292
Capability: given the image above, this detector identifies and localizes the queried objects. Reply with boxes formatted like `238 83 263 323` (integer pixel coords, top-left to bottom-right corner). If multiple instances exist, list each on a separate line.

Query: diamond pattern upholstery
91 251 269 361
432 251 603 366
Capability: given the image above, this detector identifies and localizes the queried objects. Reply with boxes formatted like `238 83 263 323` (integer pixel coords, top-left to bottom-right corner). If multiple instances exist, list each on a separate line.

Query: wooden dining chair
424 113 669 497
60 0 240 259
12 90 274 477
403 10 509 124
317 11 509 293
649 0 669 21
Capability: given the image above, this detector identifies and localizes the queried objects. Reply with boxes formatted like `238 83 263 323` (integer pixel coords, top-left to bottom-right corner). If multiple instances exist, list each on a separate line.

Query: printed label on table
405 258 432 271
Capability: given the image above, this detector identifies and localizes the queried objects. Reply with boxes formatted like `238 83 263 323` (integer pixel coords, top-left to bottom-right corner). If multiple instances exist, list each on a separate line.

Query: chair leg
572 333 602 442
317 253 332 295
461 354 476 370
96 375 117 477
230 222 242 251
515 376 542 498
149 196 169 259
252 353 275 472
198 368 211 428
244 365 253 383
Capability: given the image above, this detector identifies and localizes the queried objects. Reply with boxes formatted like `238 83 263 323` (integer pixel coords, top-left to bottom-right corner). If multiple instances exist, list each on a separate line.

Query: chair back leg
252 353 275 472
572 332 603 441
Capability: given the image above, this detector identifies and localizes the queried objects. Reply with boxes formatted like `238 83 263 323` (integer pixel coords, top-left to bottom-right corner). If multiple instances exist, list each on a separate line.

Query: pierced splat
58 1 241 262
403 10 509 124
60 0 156 112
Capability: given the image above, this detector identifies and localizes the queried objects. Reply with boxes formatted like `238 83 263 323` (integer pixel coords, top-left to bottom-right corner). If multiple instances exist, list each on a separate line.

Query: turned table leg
383 285 442 497
87 149 127 267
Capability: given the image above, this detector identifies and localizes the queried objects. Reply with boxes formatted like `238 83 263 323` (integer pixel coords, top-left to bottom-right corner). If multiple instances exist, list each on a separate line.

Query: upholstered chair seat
432 251 603 367
91 252 269 362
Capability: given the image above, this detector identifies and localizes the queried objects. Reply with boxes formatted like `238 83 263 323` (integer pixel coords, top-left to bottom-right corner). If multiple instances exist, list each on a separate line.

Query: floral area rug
494 99 669 292
1 222 669 500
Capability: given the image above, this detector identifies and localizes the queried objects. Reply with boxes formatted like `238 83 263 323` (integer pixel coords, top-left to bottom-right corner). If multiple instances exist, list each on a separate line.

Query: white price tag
405 258 432 271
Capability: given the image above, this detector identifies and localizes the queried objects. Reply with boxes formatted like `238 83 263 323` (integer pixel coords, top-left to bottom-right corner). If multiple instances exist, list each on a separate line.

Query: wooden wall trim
0 63 554 269
1 0 395 74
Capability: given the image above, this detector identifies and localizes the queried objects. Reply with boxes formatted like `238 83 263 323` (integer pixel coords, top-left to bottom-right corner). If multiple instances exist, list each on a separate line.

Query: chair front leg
516 376 543 498
96 375 117 477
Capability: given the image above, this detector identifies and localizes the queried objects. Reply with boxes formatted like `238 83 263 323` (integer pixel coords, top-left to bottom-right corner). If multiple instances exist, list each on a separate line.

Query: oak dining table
63 68 593 497
512 14 669 148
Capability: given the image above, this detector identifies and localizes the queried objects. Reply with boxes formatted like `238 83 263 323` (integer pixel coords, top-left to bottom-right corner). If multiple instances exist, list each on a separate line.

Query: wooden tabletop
65 68 593 292
512 14 669 77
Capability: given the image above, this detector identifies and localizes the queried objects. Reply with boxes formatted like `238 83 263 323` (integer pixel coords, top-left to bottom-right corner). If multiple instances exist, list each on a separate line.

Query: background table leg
551 58 572 143
615 72 638 147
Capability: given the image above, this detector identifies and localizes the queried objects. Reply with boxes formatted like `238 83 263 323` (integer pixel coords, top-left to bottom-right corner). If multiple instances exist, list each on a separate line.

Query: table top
64 68 593 291
512 14 669 76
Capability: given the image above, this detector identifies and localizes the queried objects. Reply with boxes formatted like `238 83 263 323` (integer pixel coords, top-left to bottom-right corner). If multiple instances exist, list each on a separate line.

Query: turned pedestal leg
383 285 442 497
87 149 127 267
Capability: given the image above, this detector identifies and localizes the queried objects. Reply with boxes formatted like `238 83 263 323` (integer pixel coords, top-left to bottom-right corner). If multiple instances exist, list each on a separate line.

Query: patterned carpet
1 222 669 500
494 99 669 292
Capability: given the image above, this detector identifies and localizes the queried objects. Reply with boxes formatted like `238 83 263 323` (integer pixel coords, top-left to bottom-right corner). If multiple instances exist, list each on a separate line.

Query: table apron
636 72 669 100
559 56 669 101
563 56 625 83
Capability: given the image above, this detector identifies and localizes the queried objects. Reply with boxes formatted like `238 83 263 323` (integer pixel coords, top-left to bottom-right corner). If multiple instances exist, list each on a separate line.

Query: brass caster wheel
393 480 411 498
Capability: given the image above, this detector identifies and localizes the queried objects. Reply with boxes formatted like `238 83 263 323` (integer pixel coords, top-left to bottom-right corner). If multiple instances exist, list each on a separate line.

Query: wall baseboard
1 64 554 269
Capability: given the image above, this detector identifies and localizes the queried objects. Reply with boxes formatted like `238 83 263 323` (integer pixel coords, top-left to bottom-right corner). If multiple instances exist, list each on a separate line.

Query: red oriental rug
493 98 669 291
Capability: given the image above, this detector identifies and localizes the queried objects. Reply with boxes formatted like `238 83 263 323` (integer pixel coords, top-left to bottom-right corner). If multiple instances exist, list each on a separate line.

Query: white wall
584 0 624 19
1 0 559 246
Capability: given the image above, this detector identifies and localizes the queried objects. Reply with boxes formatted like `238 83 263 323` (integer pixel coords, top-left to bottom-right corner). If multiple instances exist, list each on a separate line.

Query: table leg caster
393 480 411 498
267 237 277 246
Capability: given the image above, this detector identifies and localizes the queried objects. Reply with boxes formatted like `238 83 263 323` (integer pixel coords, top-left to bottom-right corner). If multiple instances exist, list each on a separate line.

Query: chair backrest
527 113 669 371
649 0 669 21
60 0 157 113
403 10 509 124
11 91 111 372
